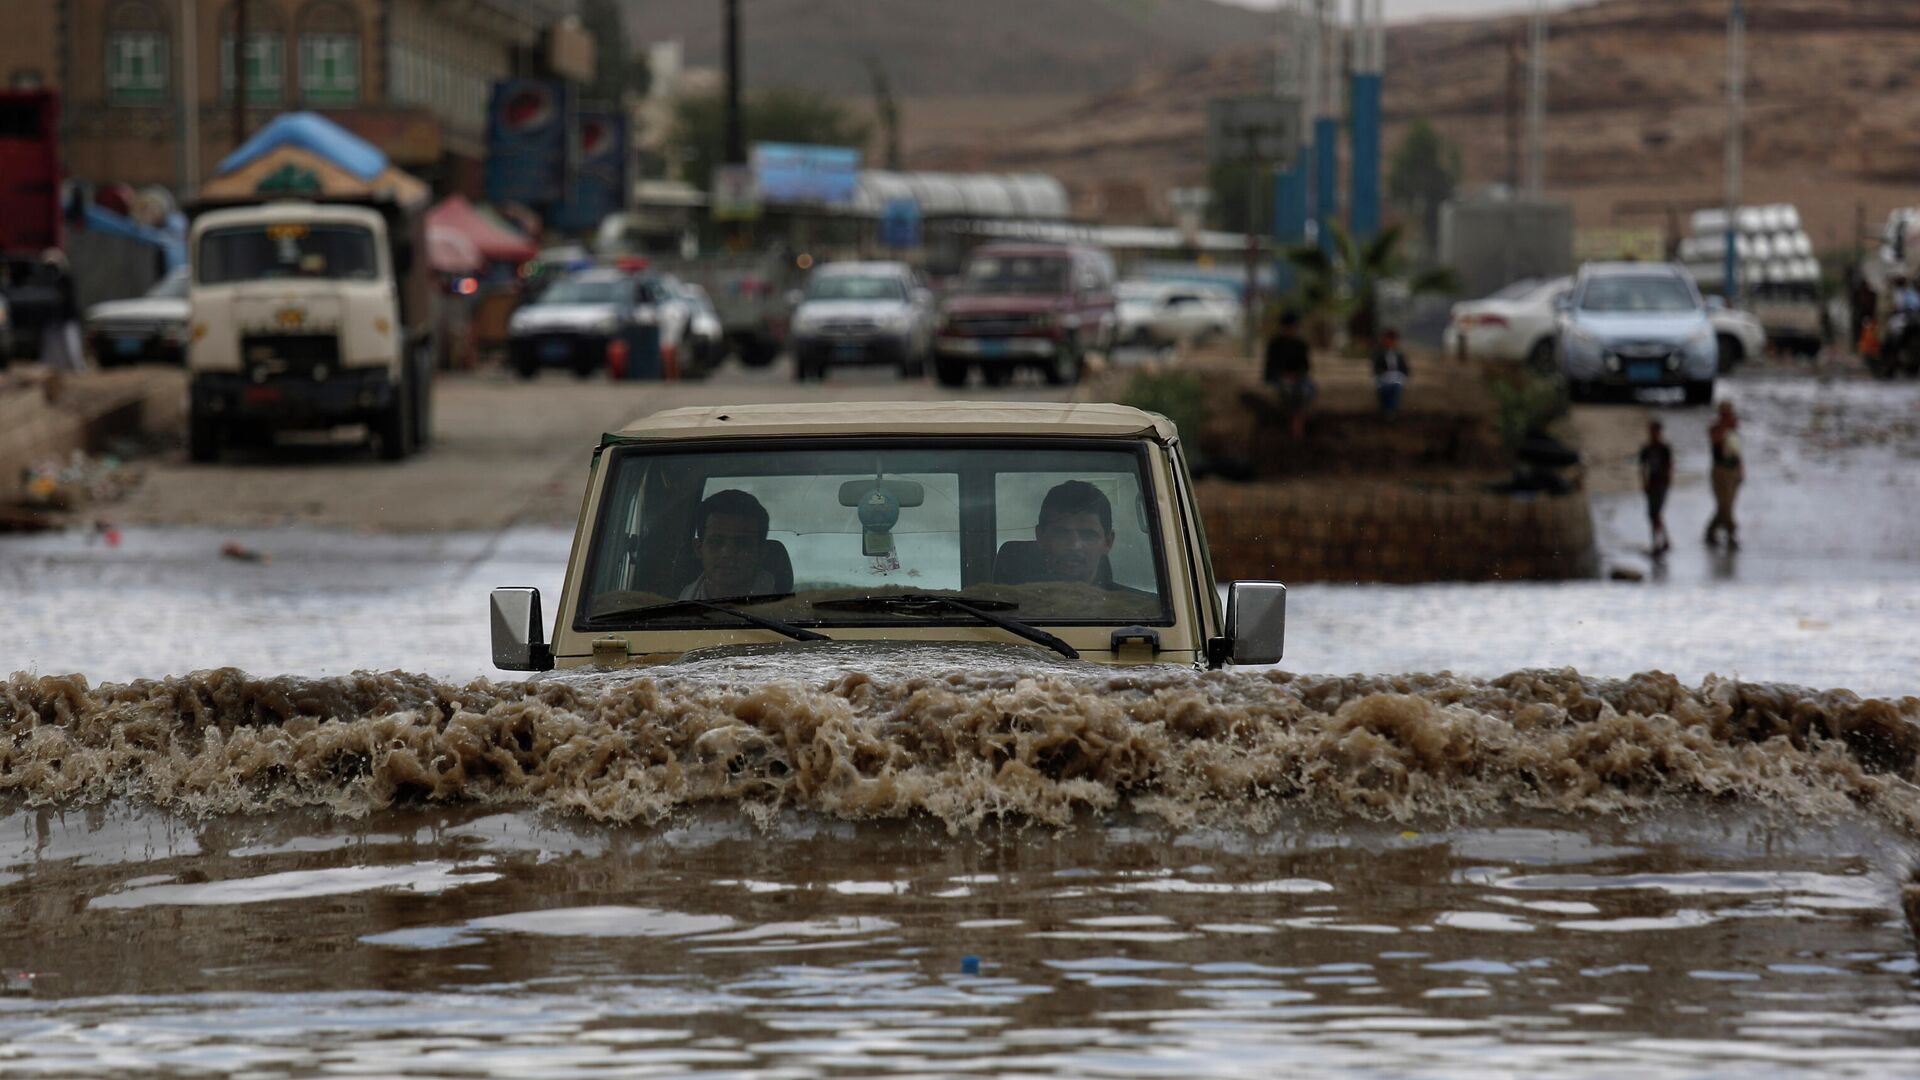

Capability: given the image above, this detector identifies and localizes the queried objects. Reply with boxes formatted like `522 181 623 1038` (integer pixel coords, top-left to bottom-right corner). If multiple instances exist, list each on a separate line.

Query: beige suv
491 401 1285 671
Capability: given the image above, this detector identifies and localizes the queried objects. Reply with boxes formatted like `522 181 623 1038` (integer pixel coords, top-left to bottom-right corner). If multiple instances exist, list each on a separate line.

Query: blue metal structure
1313 116 1338 253
1349 73 1382 242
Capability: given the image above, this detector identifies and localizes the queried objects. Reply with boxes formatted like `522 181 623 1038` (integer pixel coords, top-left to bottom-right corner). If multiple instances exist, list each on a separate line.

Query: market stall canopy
427 225 484 275
426 195 538 264
201 112 428 208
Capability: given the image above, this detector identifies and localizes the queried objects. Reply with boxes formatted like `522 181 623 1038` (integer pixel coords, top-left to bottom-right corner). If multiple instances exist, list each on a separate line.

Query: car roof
613 400 1178 443
564 269 632 284
815 261 910 276
1579 262 1686 278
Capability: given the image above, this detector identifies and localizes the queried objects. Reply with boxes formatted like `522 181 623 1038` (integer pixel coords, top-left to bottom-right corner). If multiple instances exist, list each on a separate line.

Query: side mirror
1553 294 1574 313
1213 581 1286 666
491 587 554 671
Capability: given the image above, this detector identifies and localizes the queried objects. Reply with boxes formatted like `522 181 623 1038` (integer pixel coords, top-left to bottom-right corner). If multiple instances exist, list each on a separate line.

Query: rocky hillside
914 0 1920 247
624 0 1276 97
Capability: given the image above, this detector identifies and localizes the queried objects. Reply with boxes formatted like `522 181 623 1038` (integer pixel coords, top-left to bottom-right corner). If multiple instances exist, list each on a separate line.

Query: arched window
220 2 287 105
104 0 169 107
298 1 360 107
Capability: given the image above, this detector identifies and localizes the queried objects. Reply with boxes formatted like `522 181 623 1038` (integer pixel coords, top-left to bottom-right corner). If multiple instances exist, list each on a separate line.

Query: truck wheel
514 355 539 381
188 414 222 464
1684 380 1715 406
377 375 413 461
934 356 968 388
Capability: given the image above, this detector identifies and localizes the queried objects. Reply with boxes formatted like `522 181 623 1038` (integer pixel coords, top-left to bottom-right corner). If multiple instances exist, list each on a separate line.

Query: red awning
425 195 537 264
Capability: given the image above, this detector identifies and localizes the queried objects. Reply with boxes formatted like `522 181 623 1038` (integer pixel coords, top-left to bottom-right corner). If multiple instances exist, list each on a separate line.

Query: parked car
508 269 681 380
488 400 1287 672
1556 263 1719 404
933 243 1117 388
789 261 934 381
85 266 190 367
1451 274 1764 375
1115 280 1242 346
1705 295 1766 369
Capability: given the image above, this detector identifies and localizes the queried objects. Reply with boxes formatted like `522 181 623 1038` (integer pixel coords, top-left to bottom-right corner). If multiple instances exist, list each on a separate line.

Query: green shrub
1487 370 1570 453
1121 370 1209 442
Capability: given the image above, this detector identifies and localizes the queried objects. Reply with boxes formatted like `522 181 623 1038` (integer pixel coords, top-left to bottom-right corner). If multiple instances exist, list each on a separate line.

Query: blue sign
751 142 862 206
880 198 922 249
485 79 570 206
553 110 628 232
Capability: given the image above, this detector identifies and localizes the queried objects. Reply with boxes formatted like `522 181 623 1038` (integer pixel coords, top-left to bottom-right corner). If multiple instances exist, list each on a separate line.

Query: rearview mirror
1217 581 1286 666
491 587 554 671
837 478 926 508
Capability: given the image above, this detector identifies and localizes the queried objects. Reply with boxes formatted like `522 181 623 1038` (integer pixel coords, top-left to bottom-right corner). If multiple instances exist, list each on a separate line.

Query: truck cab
492 401 1285 672
186 201 429 461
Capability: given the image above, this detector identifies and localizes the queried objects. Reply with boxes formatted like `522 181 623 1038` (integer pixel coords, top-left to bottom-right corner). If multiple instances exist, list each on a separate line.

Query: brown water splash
3 660 1918 831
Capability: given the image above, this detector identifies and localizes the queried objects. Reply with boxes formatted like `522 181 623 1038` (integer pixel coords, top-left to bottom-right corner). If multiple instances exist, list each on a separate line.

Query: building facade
7 0 587 197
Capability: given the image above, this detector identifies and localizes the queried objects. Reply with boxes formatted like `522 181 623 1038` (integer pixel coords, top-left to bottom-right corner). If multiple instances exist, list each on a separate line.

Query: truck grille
242 333 341 380
945 313 1043 336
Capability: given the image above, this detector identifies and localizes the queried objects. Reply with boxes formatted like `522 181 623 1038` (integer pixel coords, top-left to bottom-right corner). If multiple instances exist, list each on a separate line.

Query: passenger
680 489 776 600
1033 480 1115 585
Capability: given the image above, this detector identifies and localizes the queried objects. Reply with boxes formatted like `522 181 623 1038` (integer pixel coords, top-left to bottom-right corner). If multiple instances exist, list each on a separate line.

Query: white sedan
1446 275 1768 371
1116 281 1243 346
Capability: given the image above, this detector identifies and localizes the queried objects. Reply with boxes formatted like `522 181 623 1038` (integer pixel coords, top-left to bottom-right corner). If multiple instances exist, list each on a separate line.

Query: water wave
5 645 1918 831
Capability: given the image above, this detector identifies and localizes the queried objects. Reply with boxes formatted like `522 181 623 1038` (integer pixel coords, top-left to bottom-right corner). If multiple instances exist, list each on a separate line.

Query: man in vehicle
680 490 778 599
1033 480 1117 585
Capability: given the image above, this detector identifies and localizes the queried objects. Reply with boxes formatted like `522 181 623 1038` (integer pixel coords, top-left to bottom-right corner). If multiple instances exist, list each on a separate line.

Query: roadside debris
220 541 269 564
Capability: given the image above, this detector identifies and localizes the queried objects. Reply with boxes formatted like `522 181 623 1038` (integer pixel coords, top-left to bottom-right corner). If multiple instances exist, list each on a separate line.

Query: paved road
111 359 1075 532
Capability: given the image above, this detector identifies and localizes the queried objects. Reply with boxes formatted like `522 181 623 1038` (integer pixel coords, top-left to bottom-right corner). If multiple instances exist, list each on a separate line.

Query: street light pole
1525 0 1546 199
1724 0 1745 302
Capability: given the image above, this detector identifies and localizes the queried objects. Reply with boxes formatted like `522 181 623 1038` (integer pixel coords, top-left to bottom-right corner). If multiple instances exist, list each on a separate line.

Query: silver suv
1556 262 1719 405
789 261 934 381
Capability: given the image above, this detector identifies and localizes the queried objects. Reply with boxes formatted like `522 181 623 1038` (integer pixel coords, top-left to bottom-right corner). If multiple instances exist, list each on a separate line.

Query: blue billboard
552 110 629 232
751 142 862 206
484 79 570 206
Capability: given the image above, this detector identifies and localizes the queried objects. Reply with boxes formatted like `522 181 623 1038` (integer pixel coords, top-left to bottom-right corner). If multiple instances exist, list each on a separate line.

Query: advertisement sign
750 142 861 206
484 79 569 206
711 164 761 222
879 198 921 249
553 110 628 233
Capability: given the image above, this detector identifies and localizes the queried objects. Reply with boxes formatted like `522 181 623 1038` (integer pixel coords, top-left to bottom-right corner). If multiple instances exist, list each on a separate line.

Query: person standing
1263 311 1314 441
36 250 84 374
1704 401 1744 550
1637 418 1674 555
1371 328 1411 418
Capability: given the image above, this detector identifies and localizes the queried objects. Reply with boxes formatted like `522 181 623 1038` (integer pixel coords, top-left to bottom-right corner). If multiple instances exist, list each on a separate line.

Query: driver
1033 480 1116 585
681 489 776 599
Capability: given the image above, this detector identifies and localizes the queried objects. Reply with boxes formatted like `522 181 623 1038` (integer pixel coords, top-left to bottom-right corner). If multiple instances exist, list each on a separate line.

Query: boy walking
1637 419 1674 555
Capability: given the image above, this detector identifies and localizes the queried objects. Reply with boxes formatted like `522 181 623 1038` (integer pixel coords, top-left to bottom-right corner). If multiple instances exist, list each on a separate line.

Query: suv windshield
197 223 379 285
539 279 624 305
1579 275 1699 313
961 254 1070 296
578 441 1170 630
808 275 906 302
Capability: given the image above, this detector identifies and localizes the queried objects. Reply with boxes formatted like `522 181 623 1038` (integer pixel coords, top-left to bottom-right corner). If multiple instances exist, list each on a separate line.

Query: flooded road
4 373 1919 1076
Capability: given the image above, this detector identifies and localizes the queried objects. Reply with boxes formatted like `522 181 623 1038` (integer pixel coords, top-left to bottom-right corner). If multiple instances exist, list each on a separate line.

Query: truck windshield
577 441 1171 631
197 224 380 285
1579 276 1699 313
808 275 906 302
961 255 1069 296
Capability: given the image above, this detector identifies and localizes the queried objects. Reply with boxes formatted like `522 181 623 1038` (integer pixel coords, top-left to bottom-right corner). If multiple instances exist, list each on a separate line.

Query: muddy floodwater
2 377 1919 1076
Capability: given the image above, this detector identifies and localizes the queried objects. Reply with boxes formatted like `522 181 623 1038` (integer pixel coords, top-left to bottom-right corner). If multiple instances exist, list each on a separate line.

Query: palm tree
1285 222 1455 349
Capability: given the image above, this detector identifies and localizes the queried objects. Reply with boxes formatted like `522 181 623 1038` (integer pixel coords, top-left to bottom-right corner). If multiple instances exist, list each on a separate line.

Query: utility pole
231 0 248 147
723 0 744 167
1525 0 1546 199
1724 0 1745 302
179 0 199 191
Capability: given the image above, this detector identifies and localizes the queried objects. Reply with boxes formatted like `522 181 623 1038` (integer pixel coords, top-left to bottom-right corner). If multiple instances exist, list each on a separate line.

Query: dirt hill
624 0 1276 97
912 0 1920 248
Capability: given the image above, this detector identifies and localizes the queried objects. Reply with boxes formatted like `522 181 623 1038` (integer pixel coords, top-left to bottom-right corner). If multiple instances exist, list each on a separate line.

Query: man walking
1263 311 1314 441
1637 418 1674 555
1371 329 1411 418
1704 401 1744 550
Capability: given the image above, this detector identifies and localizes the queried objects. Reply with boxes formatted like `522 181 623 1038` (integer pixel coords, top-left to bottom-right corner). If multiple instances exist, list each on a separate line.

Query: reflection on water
0 806 1915 1077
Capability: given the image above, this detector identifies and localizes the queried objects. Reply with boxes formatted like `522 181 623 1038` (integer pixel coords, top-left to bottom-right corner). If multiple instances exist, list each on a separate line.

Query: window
105 1 169 106
576 442 1171 632
220 33 286 103
300 34 358 105
197 223 381 286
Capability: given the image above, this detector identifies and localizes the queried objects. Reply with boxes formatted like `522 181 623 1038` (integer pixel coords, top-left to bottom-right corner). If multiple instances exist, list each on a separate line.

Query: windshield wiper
586 595 830 643
811 594 1078 660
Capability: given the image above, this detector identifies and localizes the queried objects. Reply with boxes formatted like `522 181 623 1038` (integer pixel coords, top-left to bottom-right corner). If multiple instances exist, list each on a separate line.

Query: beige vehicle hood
609 400 1179 444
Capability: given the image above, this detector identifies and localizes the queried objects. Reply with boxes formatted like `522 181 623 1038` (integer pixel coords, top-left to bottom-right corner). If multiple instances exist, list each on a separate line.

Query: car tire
1716 334 1744 370
513 355 539 381
740 337 779 368
1684 379 1715 407
188 413 221 464
376 373 413 462
1527 338 1557 374
934 356 969 388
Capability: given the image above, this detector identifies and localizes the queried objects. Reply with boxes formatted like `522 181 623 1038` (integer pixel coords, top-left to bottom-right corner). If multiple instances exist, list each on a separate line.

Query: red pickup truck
932 243 1117 388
